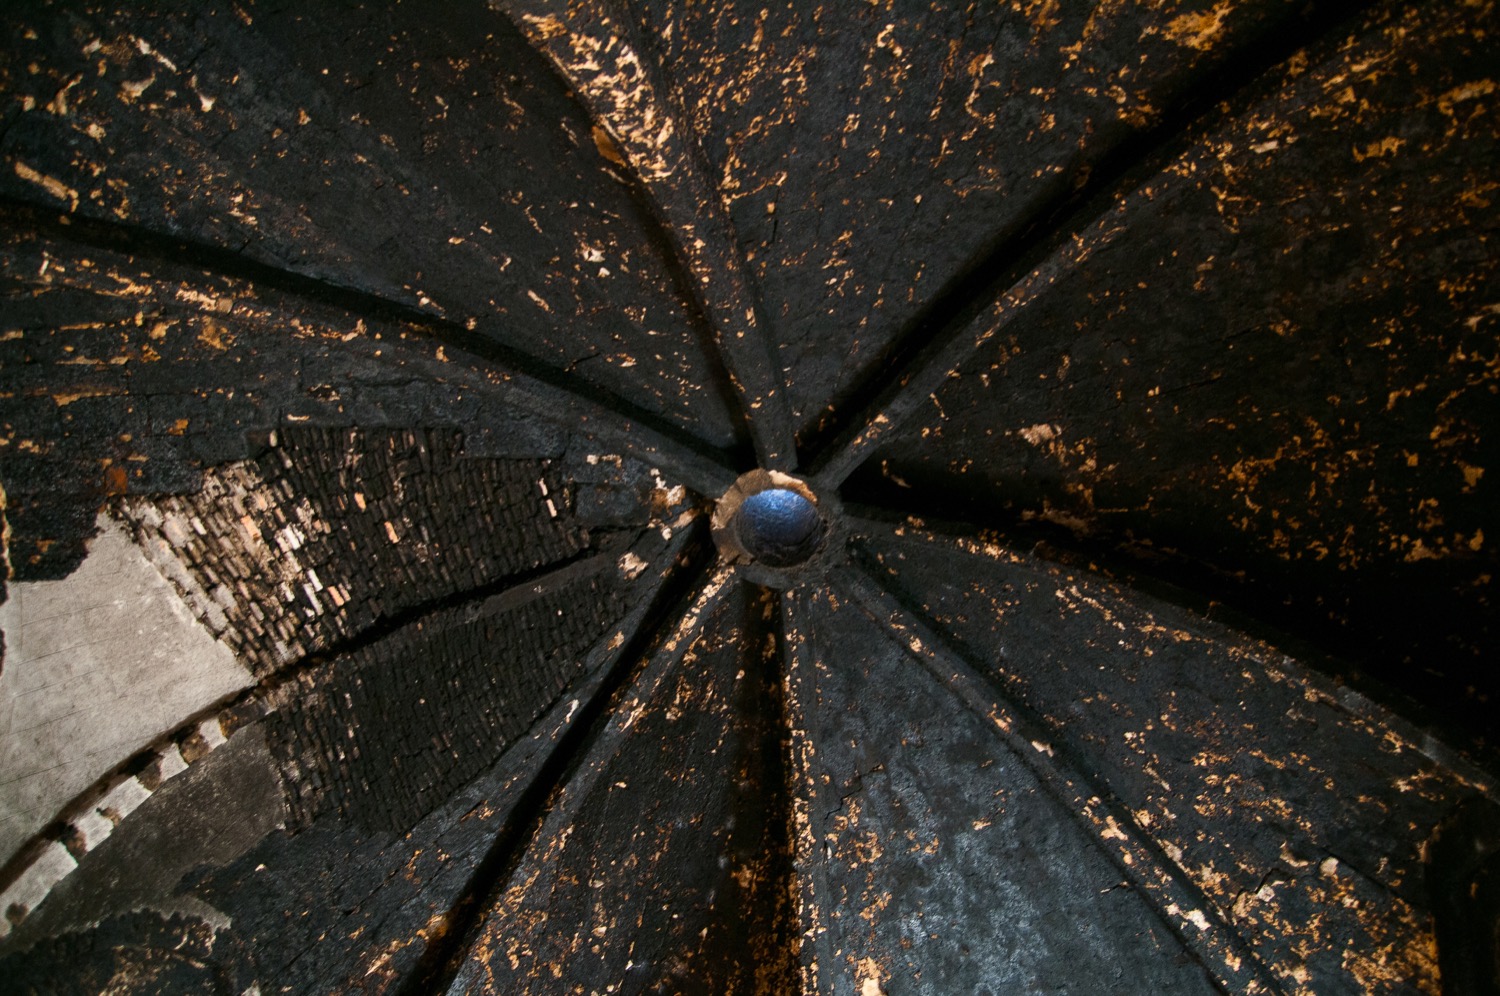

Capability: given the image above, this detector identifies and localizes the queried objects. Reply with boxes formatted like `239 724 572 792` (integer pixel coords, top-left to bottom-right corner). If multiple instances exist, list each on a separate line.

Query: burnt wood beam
841 510 1500 993
816 0 1499 748
776 590 845 996
842 508 1500 799
804 0 1375 489
495 0 797 472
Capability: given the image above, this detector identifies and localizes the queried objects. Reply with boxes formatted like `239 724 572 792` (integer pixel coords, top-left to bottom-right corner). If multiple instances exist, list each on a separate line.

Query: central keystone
738 488 822 566
711 470 834 581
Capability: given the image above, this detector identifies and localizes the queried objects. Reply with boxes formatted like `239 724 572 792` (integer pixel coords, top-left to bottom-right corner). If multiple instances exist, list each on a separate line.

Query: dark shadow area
1430 798 1500 995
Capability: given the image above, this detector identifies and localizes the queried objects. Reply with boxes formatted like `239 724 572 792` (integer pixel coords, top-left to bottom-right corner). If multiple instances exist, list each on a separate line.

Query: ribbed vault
0 1 1496 993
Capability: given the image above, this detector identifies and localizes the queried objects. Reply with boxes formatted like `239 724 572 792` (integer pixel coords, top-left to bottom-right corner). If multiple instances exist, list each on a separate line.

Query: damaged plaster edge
0 514 256 858
0 693 272 939
0 498 709 937
0 506 279 938
0 478 12 583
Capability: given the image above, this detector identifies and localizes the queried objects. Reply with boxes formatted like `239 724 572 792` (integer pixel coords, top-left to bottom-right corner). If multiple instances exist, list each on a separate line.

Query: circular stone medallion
737 488 823 566
711 470 839 586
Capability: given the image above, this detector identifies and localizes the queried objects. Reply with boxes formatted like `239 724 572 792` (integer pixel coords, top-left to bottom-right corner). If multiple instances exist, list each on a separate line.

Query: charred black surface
445 578 799 995
182 701 604 996
1 0 1496 992
396 524 718 996
784 583 1226 995
121 427 591 678
1429 797 1500 996
0 0 742 451
0 203 727 578
0 910 254 996
848 0 1500 747
182 734 566 996
499 0 797 470
104 528 704 996
627 0 1368 450
854 523 1491 994
266 559 628 832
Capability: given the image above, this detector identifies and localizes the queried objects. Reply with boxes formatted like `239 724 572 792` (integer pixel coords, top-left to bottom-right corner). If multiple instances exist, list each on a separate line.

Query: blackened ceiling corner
0 0 1496 993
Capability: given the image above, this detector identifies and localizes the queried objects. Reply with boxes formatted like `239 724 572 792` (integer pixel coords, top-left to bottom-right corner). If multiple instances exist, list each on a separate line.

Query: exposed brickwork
120 427 586 677
268 566 627 832
1 0 1493 991
0 215 590 583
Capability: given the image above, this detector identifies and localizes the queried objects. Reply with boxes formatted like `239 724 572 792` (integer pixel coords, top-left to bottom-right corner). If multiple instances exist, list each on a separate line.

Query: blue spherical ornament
737 488 823 567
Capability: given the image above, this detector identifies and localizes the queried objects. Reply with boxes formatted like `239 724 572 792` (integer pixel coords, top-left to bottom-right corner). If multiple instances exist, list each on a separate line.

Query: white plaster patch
157 743 189 781
0 515 253 866
95 777 151 826
71 808 115 852
198 717 228 750
0 841 76 935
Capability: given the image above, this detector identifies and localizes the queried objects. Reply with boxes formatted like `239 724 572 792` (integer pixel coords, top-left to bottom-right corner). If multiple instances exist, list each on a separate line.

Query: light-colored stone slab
0 515 253 866
0 841 75 933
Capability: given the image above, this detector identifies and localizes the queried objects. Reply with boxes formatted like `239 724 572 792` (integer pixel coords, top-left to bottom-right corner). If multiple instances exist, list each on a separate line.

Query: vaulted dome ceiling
0 1 1496 993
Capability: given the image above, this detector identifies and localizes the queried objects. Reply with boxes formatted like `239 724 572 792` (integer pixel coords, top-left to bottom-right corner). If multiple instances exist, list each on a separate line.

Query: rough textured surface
267 556 627 832
0 720 282 949
854 521 1492 994
0 524 706 993
0 0 741 455
0 0 1496 991
501 0 797 468
1427 796 1500 996
448 576 797 995
784 582 1224 995
627 0 1334 447
0 206 724 580
0 910 254 996
0 515 249 865
121 427 589 677
847 0 1500 739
